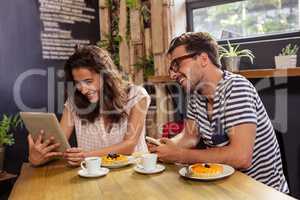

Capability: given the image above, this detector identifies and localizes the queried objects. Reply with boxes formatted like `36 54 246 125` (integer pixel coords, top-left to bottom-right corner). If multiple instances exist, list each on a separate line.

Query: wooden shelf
148 68 300 83
236 68 300 78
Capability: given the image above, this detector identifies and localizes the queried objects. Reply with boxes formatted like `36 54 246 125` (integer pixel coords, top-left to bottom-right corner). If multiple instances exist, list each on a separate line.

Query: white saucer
78 168 109 178
134 164 165 174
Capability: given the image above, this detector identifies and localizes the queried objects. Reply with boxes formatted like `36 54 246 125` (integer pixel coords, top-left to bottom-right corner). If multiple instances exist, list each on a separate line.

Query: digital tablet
20 112 70 152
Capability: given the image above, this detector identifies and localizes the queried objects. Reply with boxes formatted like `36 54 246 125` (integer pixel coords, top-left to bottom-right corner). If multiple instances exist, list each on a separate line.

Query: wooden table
9 160 295 200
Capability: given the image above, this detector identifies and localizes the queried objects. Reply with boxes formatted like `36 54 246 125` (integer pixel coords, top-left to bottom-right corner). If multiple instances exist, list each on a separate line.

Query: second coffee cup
141 153 157 171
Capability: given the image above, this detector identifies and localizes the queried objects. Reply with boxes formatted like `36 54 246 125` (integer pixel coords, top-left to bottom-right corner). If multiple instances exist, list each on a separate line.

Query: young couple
29 32 289 193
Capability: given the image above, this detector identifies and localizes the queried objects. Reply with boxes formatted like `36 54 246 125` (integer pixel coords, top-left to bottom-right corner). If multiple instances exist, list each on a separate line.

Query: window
187 0 300 40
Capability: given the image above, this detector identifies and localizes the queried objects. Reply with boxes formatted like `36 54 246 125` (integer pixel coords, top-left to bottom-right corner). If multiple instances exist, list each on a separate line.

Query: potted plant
275 44 298 68
219 41 255 72
0 114 22 172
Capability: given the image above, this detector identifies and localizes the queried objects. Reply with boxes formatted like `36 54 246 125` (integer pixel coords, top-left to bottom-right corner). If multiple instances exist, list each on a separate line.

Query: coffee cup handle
80 161 87 171
137 164 144 169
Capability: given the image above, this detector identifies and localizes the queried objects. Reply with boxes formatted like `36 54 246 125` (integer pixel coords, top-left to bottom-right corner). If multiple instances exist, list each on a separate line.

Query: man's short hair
167 32 221 68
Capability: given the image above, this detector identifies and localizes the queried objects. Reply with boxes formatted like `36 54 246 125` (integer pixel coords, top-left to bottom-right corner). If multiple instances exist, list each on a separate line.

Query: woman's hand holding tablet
28 130 63 166
20 112 71 166
20 112 70 152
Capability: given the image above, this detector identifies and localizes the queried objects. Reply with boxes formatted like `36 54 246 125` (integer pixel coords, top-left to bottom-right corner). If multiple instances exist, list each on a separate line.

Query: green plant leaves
219 40 255 63
0 114 23 146
126 0 138 9
99 0 152 74
134 55 154 80
98 1 121 69
279 44 299 56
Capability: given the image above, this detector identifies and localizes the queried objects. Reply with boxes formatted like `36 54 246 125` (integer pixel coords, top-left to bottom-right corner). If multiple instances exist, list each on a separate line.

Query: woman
28 45 150 166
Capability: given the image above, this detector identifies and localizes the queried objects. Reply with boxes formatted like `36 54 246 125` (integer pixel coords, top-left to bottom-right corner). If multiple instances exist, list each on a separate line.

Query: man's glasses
169 52 199 73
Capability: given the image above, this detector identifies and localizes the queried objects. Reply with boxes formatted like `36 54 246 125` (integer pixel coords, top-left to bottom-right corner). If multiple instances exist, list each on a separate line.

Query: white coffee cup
140 153 157 171
80 157 101 174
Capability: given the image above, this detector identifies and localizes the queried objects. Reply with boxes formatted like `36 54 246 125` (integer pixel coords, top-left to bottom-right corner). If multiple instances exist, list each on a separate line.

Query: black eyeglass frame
169 52 200 73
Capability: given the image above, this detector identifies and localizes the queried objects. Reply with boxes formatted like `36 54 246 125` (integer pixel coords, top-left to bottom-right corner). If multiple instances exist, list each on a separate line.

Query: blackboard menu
40 0 97 60
0 0 100 114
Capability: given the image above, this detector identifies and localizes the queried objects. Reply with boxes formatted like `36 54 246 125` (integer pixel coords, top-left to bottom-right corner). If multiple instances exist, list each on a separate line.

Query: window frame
185 0 300 44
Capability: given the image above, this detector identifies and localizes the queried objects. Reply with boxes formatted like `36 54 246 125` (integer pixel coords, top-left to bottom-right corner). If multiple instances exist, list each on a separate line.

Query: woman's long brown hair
64 45 129 123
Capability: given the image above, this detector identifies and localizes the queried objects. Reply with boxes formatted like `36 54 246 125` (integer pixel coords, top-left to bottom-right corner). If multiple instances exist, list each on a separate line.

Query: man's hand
28 130 62 166
147 142 158 153
63 147 86 167
154 138 183 163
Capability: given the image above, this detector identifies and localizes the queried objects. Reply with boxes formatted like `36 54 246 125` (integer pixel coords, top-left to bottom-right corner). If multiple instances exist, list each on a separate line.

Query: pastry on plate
189 163 223 177
102 153 128 165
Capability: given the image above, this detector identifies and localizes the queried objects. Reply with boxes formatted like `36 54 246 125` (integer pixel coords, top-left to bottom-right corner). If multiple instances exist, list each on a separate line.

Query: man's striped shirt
187 70 289 193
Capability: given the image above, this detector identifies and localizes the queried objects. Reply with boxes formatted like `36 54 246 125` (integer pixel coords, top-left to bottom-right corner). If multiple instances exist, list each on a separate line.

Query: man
150 32 289 193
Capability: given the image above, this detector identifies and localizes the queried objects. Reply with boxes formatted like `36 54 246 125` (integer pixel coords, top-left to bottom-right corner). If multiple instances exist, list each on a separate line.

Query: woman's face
72 67 101 103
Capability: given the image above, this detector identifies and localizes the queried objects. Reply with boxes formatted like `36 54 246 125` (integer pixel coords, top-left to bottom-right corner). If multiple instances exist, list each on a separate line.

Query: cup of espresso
80 157 101 174
140 153 157 171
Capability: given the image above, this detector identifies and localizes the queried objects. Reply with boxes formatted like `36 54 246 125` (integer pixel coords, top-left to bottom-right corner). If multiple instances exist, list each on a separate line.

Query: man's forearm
171 132 199 149
170 132 183 144
177 146 251 169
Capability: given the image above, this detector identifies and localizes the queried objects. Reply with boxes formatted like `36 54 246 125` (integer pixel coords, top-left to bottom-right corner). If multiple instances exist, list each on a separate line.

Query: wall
0 0 100 175
172 0 187 37
0 0 46 175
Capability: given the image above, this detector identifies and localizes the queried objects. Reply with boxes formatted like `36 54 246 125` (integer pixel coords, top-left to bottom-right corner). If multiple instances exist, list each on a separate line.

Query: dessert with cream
102 153 128 165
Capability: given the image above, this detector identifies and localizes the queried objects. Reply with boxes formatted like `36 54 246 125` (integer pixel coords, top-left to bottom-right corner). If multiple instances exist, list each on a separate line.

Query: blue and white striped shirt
187 70 289 193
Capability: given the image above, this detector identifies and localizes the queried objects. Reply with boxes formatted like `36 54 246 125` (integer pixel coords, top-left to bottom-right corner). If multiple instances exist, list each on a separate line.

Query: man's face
168 45 203 92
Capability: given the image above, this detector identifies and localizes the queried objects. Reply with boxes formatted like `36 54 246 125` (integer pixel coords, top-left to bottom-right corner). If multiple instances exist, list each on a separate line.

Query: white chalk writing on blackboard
39 0 96 60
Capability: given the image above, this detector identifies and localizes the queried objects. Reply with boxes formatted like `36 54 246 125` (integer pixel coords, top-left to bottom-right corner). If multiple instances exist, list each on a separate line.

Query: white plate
178 164 235 181
101 156 135 169
101 162 132 169
134 164 165 174
78 168 109 178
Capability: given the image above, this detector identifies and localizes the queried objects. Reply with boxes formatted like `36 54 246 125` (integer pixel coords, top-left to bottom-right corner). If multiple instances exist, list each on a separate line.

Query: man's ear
198 52 209 67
